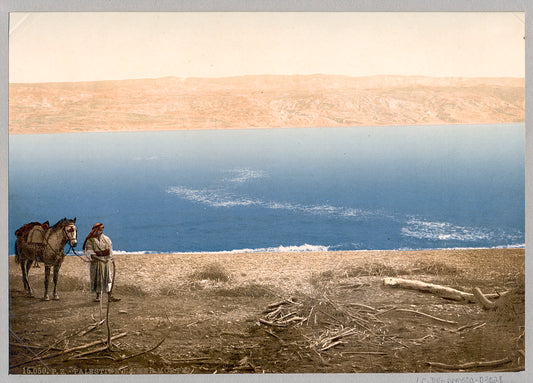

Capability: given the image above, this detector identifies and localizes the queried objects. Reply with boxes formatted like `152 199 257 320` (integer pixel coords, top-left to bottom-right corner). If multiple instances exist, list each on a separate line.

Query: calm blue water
8 124 525 254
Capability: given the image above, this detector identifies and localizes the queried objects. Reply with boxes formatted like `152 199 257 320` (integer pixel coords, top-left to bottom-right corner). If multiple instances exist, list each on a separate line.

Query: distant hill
9 75 524 134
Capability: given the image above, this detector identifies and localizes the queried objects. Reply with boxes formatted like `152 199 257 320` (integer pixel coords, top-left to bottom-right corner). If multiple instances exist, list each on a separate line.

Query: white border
1 1 530 383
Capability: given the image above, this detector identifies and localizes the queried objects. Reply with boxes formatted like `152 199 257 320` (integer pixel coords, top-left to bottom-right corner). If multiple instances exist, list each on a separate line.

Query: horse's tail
14 238 21 264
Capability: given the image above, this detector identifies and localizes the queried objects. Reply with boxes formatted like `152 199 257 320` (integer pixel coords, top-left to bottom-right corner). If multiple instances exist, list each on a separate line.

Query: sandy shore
14 247 523 296
9 247 525 374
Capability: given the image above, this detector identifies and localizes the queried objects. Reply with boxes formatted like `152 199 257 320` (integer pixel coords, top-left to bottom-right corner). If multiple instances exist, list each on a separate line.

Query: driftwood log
383 278 476 302
472 287 496 310
383 278 506 305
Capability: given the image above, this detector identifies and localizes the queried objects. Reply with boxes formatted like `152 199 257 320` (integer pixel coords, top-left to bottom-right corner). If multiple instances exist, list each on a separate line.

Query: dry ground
9 248 525 375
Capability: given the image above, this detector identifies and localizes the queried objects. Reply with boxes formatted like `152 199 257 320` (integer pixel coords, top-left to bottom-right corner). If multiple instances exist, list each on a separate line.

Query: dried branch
427 357 512 370
378 308 458 325
376 306 398 316
65 345 109 360
452 322 485 333
321 340 345 351
473 287 496 310
80 319 106 336
317 309 344 324
278 311 298 321
472 322 487 330
346 303 378 312
265 297 299 310
259 318 289 327
116 337 166 361
169 357 213 362
37 320 105 359
263 306 283 318
305 305 315 325
10 332 127 369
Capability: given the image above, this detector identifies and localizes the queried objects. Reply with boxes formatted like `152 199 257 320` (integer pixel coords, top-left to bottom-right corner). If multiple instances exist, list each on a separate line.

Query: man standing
83 223 120 302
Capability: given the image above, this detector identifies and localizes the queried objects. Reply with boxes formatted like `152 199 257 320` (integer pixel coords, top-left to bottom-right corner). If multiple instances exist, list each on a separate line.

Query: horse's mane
50 218 75 230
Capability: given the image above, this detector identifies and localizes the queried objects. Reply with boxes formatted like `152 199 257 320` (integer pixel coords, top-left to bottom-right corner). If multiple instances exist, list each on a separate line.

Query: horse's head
62 217 77 247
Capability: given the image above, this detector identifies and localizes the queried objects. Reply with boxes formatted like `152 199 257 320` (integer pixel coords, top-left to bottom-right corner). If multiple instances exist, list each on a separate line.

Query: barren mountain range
9 75 524 134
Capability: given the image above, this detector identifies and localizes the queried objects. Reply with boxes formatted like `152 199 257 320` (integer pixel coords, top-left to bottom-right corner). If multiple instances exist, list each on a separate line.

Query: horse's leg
25 259 33 274
25 259 34 297
20 260 31 296
52 264 61 300
43 265 51 301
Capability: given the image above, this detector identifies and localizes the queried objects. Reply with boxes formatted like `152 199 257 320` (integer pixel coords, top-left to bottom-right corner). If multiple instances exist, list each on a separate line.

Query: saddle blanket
15 221 49 244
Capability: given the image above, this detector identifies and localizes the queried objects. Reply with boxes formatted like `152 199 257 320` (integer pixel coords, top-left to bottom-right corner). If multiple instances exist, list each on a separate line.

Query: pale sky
9 12 525 83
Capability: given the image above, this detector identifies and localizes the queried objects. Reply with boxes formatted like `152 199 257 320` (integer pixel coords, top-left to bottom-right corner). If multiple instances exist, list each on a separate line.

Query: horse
15 218 77 301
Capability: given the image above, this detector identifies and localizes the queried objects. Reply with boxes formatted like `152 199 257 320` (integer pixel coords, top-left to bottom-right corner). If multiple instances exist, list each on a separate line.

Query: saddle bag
15 221 49 243
28 226 46 244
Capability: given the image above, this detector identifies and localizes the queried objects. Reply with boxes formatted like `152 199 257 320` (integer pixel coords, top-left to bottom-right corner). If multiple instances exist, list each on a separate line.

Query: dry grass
190 262 231 282
341 260 459 278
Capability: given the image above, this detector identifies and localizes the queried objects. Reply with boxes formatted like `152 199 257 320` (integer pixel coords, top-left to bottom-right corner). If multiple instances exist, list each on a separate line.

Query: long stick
106 259 116 350
427 357 512 370
377 307 458 325
346 303 378 312
321 340 344 351
451 322 485 333
38 321 103 358
80 319 106 336
259 318 289 327
66 345 109 360
116 337 165 361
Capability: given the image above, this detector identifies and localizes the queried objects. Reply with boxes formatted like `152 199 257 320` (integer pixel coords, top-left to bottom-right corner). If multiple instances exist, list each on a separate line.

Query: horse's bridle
63 223 77 246
42 223 77 258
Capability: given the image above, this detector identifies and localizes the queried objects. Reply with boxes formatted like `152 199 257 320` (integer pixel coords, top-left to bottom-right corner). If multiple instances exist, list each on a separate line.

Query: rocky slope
9 75 524 134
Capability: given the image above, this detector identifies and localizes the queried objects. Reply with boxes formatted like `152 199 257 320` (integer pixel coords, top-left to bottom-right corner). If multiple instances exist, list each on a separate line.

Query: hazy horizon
9 12 525 83
8 73 526 86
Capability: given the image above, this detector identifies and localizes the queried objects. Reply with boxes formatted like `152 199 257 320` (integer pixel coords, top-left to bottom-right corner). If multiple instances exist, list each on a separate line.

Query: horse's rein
41 224 71 257
67 234 108 264
65 233 117 293
67 241 116 293
41 223 87 261
67 244 92 262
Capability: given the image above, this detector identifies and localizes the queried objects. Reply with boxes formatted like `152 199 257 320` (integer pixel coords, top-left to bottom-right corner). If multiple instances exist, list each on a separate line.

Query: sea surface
8 124 525 254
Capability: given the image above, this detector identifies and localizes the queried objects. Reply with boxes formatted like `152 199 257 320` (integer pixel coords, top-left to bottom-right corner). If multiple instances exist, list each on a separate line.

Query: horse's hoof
43 295 50 301
53 295 59 301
